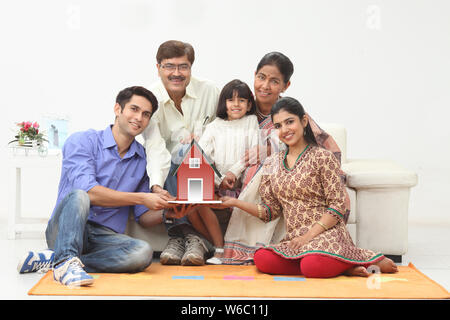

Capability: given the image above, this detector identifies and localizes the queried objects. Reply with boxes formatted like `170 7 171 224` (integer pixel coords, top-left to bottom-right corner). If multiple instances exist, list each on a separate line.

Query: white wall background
0 0 449 227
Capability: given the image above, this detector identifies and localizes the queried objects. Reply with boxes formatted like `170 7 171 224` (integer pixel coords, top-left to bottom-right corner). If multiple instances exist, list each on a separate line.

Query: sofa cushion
343 159 418 189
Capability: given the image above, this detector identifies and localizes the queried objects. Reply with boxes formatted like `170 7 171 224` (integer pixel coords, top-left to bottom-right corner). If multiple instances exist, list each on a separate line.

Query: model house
171 140 222 202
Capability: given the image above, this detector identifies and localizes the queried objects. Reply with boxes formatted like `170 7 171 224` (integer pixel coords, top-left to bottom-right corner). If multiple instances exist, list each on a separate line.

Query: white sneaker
53 256 94 287
206 248 224 265
17 249 54 274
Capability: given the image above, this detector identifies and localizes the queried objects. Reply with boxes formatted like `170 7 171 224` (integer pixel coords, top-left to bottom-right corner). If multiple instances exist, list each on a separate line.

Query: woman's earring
303 128 307 136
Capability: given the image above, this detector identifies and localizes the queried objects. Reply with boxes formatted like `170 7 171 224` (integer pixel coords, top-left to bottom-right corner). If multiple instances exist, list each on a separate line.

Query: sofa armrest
342 159 418 189
342 159 417 256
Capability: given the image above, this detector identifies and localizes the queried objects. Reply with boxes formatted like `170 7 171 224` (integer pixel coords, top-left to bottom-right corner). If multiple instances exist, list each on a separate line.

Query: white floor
1 220 449 300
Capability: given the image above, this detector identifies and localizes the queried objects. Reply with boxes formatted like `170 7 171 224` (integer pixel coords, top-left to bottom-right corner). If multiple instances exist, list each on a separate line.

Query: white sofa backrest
319 123 347 164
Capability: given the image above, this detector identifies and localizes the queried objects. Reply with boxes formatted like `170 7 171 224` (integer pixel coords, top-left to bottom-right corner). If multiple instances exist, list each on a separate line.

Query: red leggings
254 248 370 278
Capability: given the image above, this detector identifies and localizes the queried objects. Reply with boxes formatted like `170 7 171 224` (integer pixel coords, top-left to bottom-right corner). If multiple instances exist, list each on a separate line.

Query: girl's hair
256 52 294 84
271 97 317 146
216 79 257 120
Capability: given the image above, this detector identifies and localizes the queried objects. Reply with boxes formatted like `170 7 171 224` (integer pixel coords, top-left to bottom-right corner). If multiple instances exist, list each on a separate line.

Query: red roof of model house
171 140 222 202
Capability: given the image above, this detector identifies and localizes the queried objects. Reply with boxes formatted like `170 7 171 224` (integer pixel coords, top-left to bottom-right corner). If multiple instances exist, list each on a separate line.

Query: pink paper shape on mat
223 275 254 281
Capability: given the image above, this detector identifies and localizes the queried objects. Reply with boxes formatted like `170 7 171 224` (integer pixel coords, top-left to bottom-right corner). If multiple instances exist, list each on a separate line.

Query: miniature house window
189 158 200 168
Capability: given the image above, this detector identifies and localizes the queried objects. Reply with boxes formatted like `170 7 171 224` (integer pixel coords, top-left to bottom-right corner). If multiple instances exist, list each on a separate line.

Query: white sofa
127 123 418 262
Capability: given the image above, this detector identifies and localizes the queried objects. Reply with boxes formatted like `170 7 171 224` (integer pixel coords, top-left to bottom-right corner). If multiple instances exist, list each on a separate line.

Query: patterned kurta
259 145 384 265
223 113 350 264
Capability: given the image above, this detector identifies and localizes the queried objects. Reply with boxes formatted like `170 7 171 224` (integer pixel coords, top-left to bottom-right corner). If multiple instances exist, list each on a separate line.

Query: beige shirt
142 76 220 188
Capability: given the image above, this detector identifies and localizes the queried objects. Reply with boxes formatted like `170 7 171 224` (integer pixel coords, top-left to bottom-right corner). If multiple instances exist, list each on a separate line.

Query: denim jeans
45 189 153 273
164 161 192 237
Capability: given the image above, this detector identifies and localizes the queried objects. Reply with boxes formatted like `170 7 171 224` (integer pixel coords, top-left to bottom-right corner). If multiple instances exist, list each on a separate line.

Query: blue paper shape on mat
172 275 204 280
273 276 306 281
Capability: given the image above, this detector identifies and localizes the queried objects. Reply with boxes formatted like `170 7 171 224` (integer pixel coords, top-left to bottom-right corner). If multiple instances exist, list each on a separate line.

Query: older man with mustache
141 40 220 266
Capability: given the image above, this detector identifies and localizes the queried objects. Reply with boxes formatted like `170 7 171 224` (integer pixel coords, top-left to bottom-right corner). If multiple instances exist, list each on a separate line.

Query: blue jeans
45 189 153 273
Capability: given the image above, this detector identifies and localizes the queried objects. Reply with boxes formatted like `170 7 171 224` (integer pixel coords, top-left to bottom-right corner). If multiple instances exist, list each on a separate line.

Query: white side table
7 151 62 239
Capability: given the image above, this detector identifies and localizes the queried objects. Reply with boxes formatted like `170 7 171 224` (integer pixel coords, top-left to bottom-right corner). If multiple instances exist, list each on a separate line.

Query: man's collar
127 139 145 159
185 79 197 99
103 125 145 159
158 83 172 104
103 125 117 149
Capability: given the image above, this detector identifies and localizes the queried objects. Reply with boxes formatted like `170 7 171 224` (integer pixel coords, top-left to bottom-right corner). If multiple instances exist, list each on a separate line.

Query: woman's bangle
315 221 329 231
257 204 263 219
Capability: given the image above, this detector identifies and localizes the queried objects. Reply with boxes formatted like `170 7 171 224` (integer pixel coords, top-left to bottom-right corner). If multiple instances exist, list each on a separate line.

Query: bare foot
374 257 398 273
345 266 370 277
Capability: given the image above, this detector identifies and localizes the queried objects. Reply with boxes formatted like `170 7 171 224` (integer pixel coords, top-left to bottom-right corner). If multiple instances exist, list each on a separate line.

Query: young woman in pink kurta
220 97 398 278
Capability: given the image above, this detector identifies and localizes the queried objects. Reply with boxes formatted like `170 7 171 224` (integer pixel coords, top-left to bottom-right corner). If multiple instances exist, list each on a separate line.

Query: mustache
168 76 186 81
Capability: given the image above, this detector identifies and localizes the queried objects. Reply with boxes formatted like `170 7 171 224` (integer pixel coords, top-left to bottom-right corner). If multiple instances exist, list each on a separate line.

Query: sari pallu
222 113 351 265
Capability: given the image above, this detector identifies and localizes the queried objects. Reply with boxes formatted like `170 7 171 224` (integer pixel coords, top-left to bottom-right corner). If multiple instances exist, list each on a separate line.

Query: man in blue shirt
18 86 175 287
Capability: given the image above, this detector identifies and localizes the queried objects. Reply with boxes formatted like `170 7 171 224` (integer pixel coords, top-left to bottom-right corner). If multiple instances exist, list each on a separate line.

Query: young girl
188 79 259 264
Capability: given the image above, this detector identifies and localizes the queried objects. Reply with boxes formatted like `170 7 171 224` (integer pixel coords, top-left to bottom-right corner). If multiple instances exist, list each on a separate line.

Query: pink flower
15 120 44 142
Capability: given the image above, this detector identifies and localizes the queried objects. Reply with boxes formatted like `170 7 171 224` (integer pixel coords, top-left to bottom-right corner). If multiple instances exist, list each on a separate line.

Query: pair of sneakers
160 234 210 266
17 249 93 287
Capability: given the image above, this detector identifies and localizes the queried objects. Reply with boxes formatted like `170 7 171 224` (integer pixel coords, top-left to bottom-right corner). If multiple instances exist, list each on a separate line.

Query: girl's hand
180 133 199 144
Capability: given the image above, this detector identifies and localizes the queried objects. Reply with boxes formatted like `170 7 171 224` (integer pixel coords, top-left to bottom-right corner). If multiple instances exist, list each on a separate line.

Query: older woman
222 52 350 265
221 97 397 277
